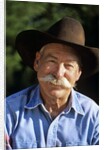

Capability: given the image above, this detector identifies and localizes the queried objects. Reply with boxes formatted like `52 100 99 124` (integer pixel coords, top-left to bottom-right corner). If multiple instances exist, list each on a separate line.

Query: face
34 43 82 100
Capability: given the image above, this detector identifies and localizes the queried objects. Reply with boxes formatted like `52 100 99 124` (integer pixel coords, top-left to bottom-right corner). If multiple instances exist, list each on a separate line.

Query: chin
50 89 68 98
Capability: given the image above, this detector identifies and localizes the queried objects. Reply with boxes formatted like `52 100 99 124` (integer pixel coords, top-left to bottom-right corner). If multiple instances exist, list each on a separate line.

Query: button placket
46 117 59 147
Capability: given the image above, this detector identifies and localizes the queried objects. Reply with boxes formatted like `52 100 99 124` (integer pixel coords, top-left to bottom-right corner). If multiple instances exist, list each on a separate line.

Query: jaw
40 81 72 101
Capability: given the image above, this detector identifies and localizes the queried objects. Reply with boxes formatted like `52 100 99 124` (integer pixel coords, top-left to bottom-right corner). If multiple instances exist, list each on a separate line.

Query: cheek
37 63 53 77
65 70 75 78
65 70 80 82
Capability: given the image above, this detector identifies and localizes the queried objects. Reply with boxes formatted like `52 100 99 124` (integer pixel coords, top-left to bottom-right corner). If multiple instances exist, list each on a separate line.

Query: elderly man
5 17 99 149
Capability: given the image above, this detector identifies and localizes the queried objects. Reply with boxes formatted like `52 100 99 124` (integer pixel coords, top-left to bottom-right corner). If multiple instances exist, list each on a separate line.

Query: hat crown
47 17 85 45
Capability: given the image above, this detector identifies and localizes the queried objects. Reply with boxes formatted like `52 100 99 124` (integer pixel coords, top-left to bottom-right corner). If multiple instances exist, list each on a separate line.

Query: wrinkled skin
33 43 82 118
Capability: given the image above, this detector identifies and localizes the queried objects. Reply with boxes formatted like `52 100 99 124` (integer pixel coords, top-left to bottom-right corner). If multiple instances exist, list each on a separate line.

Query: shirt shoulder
74 90 99 114
6 85 37 110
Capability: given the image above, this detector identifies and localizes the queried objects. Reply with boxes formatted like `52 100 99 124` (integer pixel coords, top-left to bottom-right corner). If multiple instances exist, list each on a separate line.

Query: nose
53 63 66 79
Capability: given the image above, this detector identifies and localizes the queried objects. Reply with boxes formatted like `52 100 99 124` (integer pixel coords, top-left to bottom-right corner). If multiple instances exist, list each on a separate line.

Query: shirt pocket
66 141 88 146
13 139 37 148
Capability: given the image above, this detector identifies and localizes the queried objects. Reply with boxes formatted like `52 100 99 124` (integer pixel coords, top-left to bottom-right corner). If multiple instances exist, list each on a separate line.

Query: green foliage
6 0 99 97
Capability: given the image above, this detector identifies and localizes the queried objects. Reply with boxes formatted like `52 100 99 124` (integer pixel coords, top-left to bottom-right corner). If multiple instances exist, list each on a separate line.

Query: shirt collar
70 88 85 115
24 85 43 109
24 85 85 115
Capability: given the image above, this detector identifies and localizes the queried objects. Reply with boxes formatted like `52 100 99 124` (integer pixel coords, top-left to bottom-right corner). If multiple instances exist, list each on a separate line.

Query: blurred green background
6 0 99 104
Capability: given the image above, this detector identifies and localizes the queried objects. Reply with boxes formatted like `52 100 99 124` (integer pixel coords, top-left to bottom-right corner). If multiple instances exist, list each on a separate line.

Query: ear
33 52 41 72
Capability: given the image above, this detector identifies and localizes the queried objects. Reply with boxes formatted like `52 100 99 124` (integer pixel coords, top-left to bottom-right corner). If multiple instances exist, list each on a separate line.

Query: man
5 17 99 149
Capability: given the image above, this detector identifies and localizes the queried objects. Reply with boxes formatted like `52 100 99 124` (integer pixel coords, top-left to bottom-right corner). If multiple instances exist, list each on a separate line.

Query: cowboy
5 17 99 149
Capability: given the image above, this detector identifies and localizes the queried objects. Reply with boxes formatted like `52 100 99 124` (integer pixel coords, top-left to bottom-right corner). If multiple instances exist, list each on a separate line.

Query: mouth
48 82 66 90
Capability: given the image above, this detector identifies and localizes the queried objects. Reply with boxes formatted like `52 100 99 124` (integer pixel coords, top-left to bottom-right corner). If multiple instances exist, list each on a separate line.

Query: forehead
41 43 79 61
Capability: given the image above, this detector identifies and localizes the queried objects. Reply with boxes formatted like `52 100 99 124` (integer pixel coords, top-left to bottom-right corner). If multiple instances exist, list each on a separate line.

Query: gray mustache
39 74 72 88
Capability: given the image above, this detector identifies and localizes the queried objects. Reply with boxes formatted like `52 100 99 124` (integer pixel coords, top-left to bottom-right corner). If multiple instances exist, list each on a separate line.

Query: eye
49 60 55 63
46 58 56 64
65 63 74 69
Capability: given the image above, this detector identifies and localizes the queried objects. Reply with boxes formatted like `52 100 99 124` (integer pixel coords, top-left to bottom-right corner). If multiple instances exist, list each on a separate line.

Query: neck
45 99 69 119
40 92 71 119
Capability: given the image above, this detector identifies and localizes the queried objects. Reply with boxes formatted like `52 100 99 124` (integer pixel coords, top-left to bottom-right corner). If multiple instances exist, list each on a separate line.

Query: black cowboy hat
15 17 99 78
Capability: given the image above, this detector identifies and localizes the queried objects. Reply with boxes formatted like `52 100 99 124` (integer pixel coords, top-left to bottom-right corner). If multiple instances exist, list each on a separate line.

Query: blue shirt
6 85 99 149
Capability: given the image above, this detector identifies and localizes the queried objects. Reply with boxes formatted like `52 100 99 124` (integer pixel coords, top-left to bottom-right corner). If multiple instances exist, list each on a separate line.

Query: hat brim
15 30 99 79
